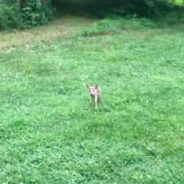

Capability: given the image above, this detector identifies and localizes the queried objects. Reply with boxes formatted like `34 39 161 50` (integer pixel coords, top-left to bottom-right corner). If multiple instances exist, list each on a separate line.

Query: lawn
0 17 184 184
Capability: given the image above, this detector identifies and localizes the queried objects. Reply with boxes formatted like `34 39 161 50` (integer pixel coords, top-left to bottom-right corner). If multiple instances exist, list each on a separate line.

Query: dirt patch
0 16 94 51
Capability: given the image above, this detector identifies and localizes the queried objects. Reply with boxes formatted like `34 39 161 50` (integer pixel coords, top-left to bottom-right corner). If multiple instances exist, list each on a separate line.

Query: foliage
172 0 184 5
20 0 54 28
87 0 173 17
0 3 20 29
0 18 184 183
0 0 54 29
0 0 184 30
52 0 184 20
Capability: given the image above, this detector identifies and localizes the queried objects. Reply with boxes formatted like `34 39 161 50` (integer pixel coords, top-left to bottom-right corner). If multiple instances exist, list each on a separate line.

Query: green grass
0 17 184 183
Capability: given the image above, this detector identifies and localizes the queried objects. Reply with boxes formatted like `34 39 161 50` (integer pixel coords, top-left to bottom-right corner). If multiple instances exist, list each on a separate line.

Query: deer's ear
95 84 99 88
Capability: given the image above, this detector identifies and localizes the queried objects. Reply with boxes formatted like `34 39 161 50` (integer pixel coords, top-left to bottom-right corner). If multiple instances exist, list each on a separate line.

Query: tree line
0 0 183 30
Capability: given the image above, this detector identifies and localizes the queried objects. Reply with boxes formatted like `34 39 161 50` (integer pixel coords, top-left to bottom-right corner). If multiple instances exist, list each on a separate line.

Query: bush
20 0 54 28
0 3 20 29
0 0 54 30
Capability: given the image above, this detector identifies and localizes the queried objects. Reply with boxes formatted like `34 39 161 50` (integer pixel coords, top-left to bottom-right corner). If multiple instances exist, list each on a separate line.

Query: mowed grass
0 18 184 183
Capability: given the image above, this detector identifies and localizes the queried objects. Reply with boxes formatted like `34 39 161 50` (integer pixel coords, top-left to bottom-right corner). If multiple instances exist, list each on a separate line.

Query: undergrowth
79 16 184 37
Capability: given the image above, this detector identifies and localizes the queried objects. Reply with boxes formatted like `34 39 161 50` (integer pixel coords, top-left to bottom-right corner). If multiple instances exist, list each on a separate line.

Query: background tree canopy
0 0 183 29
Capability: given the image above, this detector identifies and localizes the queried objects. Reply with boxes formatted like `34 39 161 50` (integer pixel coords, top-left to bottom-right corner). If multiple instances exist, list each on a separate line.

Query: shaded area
51 0 184 17
0 0 184 30
52 0 118 16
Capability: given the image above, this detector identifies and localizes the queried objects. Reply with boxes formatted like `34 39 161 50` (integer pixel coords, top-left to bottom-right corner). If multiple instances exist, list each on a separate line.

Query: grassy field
0 17 184 183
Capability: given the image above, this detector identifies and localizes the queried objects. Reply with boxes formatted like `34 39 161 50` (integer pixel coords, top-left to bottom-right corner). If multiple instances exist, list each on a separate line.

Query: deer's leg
95 95 98 109
90 94 93 103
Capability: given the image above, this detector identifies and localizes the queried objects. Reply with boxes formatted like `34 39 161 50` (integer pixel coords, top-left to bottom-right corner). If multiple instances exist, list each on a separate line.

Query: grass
0 17 184 183
0 16 93 50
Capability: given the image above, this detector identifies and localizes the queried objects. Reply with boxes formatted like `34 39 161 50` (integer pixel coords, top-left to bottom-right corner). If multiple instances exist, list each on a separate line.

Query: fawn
87 84 101 109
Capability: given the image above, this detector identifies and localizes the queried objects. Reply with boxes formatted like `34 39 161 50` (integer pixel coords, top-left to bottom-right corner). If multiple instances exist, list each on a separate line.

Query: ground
0 16 93 50
0 16 184 184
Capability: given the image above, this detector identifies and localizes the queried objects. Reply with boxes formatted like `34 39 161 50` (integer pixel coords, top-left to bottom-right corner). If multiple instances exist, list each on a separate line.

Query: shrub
20 0 54 28
0 3 20 29
0 0 54 30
